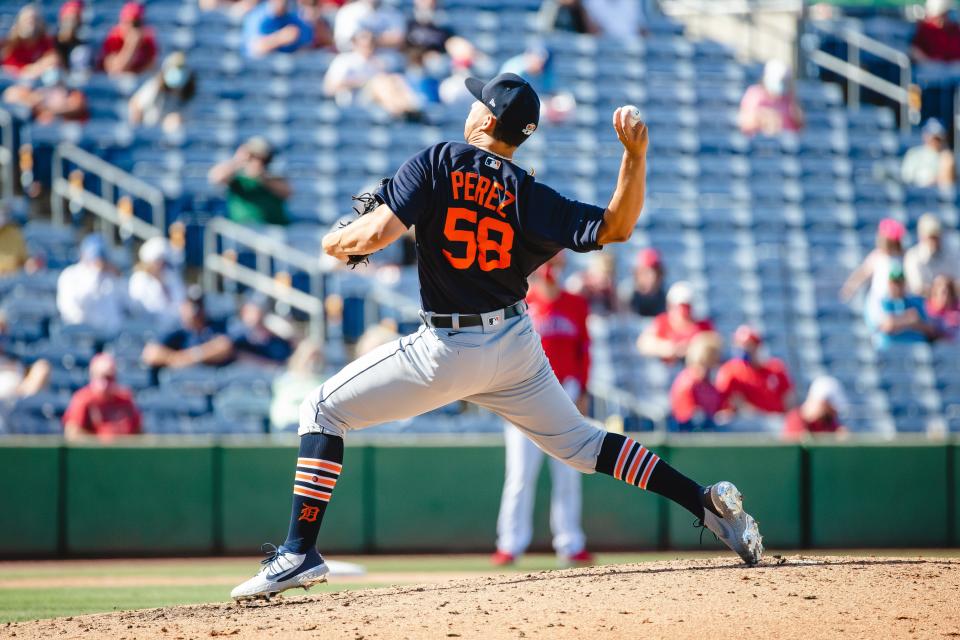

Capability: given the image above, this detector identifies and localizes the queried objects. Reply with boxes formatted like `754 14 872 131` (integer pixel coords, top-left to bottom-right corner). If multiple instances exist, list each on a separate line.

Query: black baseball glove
340 178 390 268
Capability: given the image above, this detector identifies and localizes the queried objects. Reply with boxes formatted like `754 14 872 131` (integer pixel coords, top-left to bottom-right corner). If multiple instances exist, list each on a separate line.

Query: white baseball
621 104 642 127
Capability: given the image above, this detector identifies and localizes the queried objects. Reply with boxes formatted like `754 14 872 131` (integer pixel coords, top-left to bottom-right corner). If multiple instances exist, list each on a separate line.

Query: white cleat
702 481 764 566
231 545 330 601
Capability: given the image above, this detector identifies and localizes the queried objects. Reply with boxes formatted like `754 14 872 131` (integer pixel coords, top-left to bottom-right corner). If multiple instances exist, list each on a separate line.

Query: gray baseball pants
299 311 607 473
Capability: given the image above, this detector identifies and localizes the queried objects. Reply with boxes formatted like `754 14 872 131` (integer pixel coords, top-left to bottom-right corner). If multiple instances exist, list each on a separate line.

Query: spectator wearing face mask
56 234 127 333
2 64 89 124
876 261 938 349
54 1 90 71
1 5 57 79
738 59 804 136
99 2 158 75
637 281 714 365
716 325 793 415
63 353 142 441
904 213 959 296
129 52 196 133
128 237 186 331
783 375 848 439
901 119 956 190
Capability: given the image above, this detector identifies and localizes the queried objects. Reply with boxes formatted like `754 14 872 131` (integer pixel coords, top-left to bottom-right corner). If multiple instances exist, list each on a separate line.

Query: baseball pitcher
232 73 763 600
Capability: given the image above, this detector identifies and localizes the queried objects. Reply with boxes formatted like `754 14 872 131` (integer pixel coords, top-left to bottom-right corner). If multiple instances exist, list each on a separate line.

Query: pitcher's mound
10 556 960 639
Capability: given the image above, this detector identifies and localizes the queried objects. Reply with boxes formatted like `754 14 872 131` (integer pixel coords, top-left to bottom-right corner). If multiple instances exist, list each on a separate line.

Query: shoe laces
692 517 719 545
259 542 282 567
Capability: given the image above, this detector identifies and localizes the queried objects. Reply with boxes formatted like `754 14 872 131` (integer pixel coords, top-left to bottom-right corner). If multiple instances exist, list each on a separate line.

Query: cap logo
488 98 496 107
522 123 537 136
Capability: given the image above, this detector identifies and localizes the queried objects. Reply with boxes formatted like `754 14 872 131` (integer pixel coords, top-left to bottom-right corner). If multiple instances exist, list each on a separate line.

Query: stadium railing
51 142 165 242
801 19 914 130
0 108 16 202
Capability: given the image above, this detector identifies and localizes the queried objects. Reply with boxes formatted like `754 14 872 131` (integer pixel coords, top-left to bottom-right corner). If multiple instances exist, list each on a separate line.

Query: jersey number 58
442 207 515 271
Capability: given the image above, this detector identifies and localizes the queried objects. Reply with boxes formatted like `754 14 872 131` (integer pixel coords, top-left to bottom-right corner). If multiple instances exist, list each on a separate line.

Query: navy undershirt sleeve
526 183 606 252
376 146 435 228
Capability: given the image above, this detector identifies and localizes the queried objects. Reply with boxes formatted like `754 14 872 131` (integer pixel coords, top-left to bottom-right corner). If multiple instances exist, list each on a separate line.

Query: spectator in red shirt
716 325 793 415
911 0 960 63
669 331 730 431
99 2 158 75
783 375 848 440
1 5 57 79
63 353 142 441
637 281 714 365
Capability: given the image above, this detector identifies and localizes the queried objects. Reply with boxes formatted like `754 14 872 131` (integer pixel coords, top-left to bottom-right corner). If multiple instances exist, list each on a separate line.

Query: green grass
3 550 958 624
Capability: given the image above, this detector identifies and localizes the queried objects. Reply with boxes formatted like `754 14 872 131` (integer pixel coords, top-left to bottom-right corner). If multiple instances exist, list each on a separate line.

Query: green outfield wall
2 437 956 557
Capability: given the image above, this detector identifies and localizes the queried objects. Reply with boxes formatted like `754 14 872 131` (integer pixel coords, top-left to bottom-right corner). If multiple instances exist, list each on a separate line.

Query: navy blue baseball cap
465 72 541 143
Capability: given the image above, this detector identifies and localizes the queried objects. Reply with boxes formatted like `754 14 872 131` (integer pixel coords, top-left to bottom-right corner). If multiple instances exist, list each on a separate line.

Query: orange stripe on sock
295 472 337 488
297 458 342 474
625 447 648 485
293 485 331 501
638 454 660 490
613 439 634 480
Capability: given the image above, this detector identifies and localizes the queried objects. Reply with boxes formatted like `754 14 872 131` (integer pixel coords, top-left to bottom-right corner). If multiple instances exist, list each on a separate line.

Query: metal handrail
803 20 913 130
0 108 15 202
51 143 166 239
588 382 668 433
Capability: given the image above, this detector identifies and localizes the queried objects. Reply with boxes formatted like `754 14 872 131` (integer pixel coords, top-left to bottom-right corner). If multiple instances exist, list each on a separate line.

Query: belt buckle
480 309 505 332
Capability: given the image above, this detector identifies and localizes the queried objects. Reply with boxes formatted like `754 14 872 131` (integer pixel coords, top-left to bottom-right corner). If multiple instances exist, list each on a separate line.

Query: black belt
426 301 527 329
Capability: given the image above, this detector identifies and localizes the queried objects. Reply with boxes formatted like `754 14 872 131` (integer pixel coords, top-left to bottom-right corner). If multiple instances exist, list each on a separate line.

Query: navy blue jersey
377 141 606 314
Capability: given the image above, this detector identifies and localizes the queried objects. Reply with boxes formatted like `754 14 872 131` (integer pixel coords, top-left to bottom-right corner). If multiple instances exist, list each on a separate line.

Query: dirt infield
7 556 959 640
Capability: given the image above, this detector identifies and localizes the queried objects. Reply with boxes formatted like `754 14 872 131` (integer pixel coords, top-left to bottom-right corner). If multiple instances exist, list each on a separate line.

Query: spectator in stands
128 52 196 133
669 331 729 432
334 0 405 55
537 0 597 34
63 353 142 441
2 64 89 124
716 325 793 415
54 1 90 71
200 0 259 18
876 262 938 348
0 312 50 402
901 119 956 190
99 2 159 75
582 0 644 40
0 207 28 276
57 234 127 333
1 5 56 79
501 44 554 95
638 281 714 365
270 340 325 430
242 0 314 57
208 137 291 226
782 375 847 440
739 60 804 137
141 289 234 372
324 30 424 120
841 217 906 329
926 274 960 340
911 0 960 63
229 295 294 364
904 213 958 296
297 0 336 49
128 237 186 331
622 247 666 317
567 252 618 313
